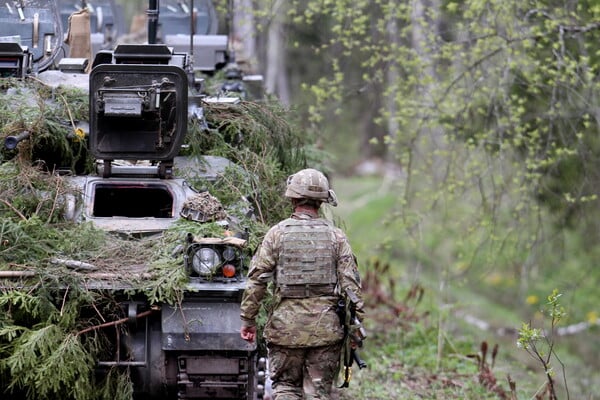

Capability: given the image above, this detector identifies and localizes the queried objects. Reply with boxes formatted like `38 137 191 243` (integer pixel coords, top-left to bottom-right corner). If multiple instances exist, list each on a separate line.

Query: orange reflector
222 264 236 278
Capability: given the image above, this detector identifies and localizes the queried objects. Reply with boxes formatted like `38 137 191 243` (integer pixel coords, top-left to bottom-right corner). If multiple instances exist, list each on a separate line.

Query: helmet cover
285 168 338 206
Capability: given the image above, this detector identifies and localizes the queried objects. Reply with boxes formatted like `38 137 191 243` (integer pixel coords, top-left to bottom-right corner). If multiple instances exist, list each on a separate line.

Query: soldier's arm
239 227 279 327
336 232 365 320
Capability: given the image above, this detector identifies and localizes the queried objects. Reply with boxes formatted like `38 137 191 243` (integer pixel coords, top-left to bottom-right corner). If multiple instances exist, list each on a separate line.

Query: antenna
228 0 234 57
147 0 159 44
189 0 194 59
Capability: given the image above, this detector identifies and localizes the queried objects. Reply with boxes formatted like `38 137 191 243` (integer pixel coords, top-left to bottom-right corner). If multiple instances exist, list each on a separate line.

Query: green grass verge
330 174 600 399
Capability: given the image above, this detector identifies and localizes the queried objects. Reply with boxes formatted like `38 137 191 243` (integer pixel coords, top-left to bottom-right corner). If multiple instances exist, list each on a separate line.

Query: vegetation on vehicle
0 76 313 398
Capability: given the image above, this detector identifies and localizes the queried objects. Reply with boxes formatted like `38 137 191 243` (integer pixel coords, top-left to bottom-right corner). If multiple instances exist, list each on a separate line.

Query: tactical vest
276 218 338 298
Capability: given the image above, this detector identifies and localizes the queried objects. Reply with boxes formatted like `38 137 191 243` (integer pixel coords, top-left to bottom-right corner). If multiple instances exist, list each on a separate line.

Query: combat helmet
285 168 338 206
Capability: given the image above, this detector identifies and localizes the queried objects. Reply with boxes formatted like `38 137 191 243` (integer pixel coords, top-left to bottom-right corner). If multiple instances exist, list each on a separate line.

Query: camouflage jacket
240 211 363 347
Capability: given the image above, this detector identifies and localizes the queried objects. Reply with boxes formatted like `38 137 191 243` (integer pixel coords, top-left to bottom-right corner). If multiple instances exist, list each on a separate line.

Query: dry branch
76 308 158 336
0 270 36 278
0 198 27 220
50 257 98 271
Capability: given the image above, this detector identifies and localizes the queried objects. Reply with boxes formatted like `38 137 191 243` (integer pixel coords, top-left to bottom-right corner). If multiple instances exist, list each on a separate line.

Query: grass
330 173 600 399
335 289 525 399
330 175 402 263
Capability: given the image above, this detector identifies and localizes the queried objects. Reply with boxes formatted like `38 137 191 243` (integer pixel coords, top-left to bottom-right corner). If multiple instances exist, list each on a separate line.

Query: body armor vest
276 218 337 298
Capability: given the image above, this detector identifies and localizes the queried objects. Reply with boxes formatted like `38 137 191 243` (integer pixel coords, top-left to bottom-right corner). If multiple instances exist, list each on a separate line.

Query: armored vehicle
0 0 121 78
156 0 264 99
0 1 277 399
0 0 64 76
76 42 265 400
157 0 228 73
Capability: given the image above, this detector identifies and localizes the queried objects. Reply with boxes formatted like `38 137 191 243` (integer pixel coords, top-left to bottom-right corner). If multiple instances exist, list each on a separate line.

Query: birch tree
284 0 600 328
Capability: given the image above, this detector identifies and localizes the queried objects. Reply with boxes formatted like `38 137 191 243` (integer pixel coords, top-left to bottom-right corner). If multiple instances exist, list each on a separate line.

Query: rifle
337 287 367 388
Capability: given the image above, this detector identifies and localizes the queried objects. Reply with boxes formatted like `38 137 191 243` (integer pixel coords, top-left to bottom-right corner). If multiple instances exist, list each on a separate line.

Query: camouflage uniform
240 211 363 400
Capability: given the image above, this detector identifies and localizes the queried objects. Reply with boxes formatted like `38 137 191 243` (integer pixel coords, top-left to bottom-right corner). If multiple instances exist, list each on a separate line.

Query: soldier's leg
303 342 343 400
268 343 304 400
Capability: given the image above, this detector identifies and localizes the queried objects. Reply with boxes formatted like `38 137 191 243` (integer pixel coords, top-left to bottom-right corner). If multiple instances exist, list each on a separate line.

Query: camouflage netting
0 77 320 399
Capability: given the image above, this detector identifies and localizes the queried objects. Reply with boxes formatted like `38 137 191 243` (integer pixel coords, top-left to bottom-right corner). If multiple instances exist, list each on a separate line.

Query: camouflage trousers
267 341 342 400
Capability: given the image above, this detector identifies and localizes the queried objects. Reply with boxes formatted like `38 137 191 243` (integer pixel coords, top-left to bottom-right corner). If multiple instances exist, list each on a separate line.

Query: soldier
240 168 364 399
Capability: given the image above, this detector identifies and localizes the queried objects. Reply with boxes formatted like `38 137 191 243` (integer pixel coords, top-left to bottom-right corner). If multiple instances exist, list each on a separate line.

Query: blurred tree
282 0 600 253
264 0 291 104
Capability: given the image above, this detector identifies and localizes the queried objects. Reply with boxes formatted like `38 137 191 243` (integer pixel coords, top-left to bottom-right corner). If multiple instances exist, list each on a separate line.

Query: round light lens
222 264 236 278
191 247 221 275
223 246 237 261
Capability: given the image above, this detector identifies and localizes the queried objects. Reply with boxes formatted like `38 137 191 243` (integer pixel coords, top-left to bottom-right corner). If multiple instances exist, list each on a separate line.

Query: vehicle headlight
191 247 221 276
222 246 237 261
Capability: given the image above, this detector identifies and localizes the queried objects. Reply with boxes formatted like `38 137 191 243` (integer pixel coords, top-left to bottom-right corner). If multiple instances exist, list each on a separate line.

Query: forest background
117 1 600 398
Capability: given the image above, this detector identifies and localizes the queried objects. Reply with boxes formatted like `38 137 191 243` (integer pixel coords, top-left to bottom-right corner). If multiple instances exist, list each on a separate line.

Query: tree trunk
410 0 445 185
385 2 399 173
265 0 290 104
231 0 258 74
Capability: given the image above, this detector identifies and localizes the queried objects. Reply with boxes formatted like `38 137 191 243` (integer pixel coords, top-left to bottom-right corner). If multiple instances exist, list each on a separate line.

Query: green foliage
337 298 509 399
289 0 600 276
0 161 75 223
0 79 92 173
0 66 314 230
334 174 600 397
517 289 569 399
0 287 98 399
95 368 134 400
284 3 600 395
187 100 311 224
333 176 400 262
0 208 269 397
